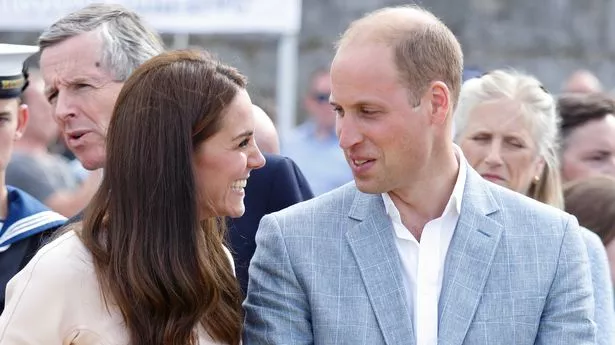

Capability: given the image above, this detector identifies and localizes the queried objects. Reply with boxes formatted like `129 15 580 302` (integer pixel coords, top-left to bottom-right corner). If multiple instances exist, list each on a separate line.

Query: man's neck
0 183 7 220
388 147 459 241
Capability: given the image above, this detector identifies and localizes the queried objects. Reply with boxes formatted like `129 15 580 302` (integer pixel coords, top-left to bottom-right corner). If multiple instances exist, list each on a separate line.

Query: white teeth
354 160 368 165
231 179 247 190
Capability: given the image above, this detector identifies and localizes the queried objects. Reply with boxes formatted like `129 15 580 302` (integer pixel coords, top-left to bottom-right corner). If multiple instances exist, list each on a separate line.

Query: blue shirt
282 121 353 195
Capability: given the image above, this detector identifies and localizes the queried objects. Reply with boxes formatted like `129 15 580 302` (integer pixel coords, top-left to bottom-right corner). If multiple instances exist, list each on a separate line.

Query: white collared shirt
381 145 467 345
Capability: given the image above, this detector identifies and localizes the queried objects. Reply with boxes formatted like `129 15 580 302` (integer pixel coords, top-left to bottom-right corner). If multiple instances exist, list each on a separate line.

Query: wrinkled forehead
40 32 106 86
466 99 536 133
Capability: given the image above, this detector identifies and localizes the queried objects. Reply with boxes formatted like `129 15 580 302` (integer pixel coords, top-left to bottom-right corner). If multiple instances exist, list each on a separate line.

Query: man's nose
53 91 75 123
337 114 362 150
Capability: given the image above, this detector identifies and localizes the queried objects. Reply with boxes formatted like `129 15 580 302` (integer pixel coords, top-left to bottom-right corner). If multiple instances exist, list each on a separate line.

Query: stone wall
2 0 614 123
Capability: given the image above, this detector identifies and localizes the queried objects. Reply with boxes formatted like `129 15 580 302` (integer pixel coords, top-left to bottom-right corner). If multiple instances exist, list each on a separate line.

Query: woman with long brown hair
0 50 265 345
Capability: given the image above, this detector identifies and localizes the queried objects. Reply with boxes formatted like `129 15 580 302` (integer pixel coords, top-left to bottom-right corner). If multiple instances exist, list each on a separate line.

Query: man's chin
77 155 105 171
354 180 385 195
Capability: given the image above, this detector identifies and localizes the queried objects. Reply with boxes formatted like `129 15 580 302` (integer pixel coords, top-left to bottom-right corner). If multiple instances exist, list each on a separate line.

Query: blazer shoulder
578 227 604 252
484 181 574 233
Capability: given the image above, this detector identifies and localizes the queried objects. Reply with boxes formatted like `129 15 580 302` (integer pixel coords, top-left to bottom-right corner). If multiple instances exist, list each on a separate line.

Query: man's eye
47 92 58 104
588 152 609 161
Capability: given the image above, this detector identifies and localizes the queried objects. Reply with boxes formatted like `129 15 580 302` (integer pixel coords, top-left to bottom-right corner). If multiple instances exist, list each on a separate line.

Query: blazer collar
437 167 504 345
344 166 504 345
346 189 416 345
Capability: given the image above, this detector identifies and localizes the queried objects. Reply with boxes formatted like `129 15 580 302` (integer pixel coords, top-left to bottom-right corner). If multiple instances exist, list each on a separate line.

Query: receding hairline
336 5 443 49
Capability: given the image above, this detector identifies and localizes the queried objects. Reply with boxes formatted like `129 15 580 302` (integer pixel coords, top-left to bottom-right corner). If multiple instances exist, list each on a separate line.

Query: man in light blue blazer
243 5 596 345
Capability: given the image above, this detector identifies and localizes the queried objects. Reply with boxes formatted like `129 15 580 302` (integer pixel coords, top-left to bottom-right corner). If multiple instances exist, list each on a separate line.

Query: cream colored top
0 231 232 345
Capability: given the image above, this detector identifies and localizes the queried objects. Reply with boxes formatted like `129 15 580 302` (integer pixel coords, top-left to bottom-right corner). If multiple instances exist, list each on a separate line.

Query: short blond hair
337 5 463 106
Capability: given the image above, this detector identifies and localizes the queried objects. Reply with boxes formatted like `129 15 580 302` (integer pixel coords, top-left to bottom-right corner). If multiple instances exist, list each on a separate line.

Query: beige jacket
0 231 231 345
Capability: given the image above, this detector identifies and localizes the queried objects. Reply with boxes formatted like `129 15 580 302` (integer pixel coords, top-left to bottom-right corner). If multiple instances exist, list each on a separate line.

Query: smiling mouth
231 179 247 191
351 158 375 166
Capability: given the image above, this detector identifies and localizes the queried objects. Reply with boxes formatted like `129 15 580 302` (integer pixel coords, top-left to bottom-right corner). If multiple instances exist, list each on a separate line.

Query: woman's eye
239 138 250 148
508 140 524 148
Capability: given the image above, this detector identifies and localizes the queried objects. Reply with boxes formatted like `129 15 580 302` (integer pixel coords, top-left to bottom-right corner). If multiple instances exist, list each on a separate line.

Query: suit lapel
438 169 503 345
346 191 415 345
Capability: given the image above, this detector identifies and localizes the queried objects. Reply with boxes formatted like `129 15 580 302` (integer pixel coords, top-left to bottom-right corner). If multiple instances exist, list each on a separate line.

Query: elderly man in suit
243 5 596 345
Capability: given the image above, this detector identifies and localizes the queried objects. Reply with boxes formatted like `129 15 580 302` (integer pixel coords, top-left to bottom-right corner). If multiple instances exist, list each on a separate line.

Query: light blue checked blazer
579 227 615 345
243 167 596 345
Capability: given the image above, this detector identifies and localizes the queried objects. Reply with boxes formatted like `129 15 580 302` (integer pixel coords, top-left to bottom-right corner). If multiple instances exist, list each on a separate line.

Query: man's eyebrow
69 76 94 84
329 100 376 108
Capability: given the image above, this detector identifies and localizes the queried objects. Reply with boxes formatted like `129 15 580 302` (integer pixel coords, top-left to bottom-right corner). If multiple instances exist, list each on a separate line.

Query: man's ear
15 104 29 140
428 81 450 125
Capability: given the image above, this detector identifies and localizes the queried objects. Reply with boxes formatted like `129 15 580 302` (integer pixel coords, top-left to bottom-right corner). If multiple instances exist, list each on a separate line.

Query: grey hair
39 3 164 82
454 69 559 158
453 69 563 208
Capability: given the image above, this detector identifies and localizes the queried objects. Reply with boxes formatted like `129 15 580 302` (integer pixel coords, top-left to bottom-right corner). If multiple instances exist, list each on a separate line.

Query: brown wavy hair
79 50 245 345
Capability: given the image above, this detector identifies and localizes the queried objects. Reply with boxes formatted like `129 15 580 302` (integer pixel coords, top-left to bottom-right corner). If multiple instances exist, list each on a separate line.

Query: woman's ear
533 155 546 182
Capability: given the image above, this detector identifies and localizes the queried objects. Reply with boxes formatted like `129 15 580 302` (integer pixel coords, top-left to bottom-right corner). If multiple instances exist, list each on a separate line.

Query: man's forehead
40 33 104 81
0 97 20 112
333 42 392 70
331 47 396 86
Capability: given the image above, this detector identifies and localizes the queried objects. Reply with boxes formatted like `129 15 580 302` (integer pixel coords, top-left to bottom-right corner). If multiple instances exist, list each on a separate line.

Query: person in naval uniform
0 44 66 312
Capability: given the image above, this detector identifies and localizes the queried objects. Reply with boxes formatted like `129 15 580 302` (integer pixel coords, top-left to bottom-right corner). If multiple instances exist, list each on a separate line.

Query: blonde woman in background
454 69 614 345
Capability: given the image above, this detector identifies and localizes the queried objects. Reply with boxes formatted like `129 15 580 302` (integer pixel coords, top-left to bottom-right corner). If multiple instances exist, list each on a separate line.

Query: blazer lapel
438 169 503 345
345 191 415 345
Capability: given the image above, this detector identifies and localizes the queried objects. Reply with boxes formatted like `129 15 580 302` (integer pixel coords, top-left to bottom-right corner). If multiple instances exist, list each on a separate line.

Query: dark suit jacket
229 154 313 295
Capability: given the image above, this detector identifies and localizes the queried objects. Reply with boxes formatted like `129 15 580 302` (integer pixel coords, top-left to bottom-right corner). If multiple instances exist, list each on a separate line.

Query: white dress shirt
382 146 467 345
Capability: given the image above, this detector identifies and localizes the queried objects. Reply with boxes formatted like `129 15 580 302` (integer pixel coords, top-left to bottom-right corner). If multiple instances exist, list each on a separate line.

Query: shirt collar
382 144 467 221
